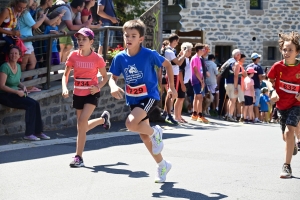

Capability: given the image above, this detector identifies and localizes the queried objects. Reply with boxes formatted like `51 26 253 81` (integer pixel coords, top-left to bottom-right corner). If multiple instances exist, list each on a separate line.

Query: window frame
250 0 262 10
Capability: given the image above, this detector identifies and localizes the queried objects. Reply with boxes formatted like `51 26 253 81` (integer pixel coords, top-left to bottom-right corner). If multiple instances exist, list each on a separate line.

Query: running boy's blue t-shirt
109 47 165 105
44 25 59 52
259 94 270 111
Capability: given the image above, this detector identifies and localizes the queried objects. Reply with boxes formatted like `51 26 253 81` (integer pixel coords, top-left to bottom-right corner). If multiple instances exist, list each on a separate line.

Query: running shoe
36 133 50 140
280 164 292 178
254 119 262 123
197 116 209 124
24 135 40 141
243 119 249 124
155 160 172 183
70 155 84 168
101 111 111 130
165 115 179 125
227 116 236 122
151 125 164 155
297 142 300 150
293 143 298 156
239 117 244 123
191 114 198 121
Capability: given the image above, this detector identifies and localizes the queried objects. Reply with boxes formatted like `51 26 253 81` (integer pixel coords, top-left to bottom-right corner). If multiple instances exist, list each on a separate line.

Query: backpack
219 60 234 79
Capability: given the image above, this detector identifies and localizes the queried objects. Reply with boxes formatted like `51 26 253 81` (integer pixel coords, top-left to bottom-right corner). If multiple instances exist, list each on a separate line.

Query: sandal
181 118 188 123
27 86 41 92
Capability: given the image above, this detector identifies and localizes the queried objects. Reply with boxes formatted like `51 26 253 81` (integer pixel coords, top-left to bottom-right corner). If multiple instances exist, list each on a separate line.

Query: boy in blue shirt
259 87 270 123
108 19 177 183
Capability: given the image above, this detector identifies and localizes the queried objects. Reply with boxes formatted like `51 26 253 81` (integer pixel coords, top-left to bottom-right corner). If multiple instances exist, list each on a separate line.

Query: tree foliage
114 0 147 25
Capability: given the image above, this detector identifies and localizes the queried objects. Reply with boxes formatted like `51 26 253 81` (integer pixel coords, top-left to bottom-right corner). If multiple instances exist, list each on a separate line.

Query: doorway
215 46 232 66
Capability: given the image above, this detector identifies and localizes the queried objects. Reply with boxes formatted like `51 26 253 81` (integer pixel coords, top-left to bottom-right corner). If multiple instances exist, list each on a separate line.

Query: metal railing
0 26 123 90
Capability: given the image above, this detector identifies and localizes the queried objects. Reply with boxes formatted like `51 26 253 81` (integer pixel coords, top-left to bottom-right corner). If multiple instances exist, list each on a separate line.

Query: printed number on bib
74 78 92 89
126 84 148 97
279 80 299 94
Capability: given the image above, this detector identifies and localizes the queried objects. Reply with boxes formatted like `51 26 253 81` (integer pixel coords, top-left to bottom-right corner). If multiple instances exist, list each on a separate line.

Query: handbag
15 37 27 62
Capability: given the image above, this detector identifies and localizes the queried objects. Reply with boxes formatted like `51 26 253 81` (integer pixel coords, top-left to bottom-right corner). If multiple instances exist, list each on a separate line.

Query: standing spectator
236 54 247 122
0 46 50 141
0 0 25 62
18 0 47 92
97 0 118 55
29 0 37 17
190 43 209 123
246 52 264 123
205 54 219 115
224 49 241 122
48 0 92 62
174 42 192 123
81 0 102 29
183 43 194 114
243 67 256 123
163 33 187 125
259 87 270 123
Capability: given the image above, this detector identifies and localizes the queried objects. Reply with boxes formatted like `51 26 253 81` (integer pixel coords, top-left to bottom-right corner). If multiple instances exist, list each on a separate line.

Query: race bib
74 78 92 89
126 84 148 97
279 80 300 94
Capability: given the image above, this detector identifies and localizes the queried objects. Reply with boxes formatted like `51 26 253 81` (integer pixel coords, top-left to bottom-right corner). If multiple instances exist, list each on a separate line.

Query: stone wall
0 75 130 135
180 0 300 66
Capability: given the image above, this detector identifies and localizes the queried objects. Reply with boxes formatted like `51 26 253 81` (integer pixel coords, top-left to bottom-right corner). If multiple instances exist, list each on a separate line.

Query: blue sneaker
165 115 178 125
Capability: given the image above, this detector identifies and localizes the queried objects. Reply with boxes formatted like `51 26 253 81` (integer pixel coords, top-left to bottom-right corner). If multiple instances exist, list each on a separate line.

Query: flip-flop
27 87 41 92
181 118 188 123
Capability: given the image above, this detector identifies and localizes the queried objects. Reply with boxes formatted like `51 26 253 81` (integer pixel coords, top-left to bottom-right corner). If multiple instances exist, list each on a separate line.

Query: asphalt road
0 116 299 200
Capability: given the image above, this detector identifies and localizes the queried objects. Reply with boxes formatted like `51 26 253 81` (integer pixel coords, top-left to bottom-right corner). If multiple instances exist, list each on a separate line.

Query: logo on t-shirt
124 64 143 83
296 73 300 79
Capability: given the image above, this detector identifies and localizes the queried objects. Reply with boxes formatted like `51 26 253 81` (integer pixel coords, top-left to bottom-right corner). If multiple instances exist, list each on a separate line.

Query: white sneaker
155 160 172 183
151 125 164 155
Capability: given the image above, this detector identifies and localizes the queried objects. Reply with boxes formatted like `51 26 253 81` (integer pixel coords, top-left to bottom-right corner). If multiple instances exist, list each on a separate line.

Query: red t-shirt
66 50 106 96
81 8 92 18
268 60 300 110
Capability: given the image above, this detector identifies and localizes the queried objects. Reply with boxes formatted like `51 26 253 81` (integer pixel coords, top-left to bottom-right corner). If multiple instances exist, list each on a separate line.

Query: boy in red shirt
268 31 300 178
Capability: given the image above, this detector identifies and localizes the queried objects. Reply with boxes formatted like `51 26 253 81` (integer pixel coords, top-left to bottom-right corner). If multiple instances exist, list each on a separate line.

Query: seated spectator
0 46 50 141
81 0 101 29
18 0 47 92
0 0 25 63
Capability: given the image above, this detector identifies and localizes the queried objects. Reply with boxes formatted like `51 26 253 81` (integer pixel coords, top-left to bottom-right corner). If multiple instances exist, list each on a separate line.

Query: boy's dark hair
241 54 246 59
278 31 300 52
195 43 204 52
123 19 145 37
168 33 179 43
70 0 85 9
208 54 215 60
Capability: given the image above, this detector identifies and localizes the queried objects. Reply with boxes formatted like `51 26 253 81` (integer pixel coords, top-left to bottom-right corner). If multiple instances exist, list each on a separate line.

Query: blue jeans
0 93 43 136
99 22 115 47
254 88 261 106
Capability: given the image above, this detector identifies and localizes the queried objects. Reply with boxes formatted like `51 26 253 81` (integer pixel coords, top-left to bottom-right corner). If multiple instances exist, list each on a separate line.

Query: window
173 0 186 8
268 47 276 60
250 0 261 10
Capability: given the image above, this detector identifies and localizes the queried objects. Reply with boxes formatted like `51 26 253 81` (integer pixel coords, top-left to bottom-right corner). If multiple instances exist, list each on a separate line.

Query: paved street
0 116 299 200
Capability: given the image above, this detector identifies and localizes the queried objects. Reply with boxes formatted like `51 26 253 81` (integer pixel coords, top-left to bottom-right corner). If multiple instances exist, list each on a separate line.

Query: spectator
48 0 92 62
205 54 219 115
29 0 37 17
81 0 102 29
0 0 25 62
18 0 47 92
246 52 264 123
174 42 192 123
260 87 271 123
0 46 50 141
97 0 118 55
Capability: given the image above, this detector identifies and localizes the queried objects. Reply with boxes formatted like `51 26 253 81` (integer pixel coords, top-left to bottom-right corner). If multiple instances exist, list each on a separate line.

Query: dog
202 91 214 116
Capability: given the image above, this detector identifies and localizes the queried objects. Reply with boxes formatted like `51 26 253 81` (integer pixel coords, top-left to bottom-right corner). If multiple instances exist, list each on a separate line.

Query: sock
225 113 228 117
216 107 218 111
241 114 243 118
255 117 258 121
198 112 203 117
237 114 241 118
158 160 166 167
228 114 232 118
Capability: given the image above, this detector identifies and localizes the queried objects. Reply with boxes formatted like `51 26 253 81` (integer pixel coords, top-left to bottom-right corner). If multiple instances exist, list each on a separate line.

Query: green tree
114 0 147 25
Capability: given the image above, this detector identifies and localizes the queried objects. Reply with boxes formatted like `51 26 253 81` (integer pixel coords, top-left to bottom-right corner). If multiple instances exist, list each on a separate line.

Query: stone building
162 0 300 67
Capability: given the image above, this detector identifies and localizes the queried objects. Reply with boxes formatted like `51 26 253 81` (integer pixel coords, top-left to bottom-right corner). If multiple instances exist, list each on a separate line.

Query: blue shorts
254 88 261 107
192 83 205 96
99 22 115 47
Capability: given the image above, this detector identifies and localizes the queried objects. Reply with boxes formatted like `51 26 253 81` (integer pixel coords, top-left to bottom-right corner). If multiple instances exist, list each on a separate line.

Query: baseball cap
251 53 261 59
246 67 257 73
74 28 94 39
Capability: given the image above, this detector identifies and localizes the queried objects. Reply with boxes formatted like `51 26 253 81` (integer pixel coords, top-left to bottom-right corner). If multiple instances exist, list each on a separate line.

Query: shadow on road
0 133 191 164
84 162 149 178
152 182 228 200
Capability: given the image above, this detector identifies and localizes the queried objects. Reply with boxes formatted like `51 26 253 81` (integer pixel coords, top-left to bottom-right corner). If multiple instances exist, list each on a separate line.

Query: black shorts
177 82 186 98
130 98 159 121
278 106 300 134
162 76 167 85
244 96 253 106
185 81 194 97
73 92 100 109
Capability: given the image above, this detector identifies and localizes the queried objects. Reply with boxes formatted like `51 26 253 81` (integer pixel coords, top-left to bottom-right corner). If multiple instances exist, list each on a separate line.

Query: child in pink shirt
243 67 256 123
